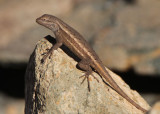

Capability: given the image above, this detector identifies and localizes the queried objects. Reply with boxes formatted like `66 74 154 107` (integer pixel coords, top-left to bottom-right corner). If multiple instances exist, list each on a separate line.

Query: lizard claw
79 73 90 91
91 74 99 83
79 72 99 91
79 73 88 84
41 48 54 63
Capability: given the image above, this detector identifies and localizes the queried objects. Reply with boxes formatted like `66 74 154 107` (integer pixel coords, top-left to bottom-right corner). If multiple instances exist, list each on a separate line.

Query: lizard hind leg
78 60 99 91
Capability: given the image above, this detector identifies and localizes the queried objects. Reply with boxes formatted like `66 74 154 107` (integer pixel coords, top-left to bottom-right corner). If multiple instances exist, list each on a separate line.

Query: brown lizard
36 14 147 113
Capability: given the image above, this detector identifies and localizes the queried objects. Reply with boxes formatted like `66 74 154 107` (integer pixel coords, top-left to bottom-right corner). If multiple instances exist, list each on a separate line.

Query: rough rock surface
25 38 150 114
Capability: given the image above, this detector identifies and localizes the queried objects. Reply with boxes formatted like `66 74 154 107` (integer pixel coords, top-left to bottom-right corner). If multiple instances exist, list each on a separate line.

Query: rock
25 37 150 114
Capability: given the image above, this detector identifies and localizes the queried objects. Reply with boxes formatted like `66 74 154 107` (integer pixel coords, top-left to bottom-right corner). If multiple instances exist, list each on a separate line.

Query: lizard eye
42 18 46 21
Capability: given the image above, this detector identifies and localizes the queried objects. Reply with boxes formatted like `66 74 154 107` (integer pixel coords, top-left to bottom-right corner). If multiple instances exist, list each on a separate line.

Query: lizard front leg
41 38 62 63
78 60 99 91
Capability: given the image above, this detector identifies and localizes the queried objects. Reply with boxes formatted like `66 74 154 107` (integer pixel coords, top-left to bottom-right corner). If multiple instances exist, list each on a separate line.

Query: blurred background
0 0 160 113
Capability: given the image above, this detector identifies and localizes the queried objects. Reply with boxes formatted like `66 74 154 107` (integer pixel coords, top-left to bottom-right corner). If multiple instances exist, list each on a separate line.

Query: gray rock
25 38 150 114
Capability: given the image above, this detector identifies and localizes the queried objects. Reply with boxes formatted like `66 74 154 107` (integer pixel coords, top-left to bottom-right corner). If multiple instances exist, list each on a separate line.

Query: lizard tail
100 68 147 113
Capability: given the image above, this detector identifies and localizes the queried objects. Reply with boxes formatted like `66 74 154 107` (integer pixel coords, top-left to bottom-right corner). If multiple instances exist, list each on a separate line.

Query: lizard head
36 14 59 32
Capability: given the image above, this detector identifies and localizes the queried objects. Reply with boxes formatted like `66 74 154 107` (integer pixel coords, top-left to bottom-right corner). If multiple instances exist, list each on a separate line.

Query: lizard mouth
36 17 51 26
36 16 52 30
36 17 43 25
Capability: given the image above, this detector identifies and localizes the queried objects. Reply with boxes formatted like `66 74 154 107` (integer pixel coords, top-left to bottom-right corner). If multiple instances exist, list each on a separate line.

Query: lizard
36 14 147 113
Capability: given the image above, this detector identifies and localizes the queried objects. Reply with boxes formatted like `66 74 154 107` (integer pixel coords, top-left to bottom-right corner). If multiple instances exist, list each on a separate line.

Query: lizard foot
79 72 99 91
41 48 54 63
